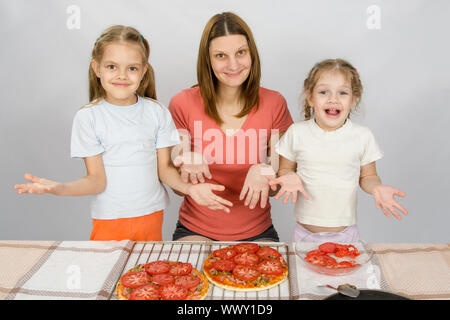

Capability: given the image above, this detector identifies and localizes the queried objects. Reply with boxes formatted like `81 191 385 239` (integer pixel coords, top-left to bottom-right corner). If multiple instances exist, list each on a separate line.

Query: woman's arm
14 154 106 196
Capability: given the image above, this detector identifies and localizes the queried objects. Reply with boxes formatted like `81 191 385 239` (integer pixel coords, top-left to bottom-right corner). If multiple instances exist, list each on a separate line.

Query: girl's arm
157 146 233 213
360 162 408 220
14 154 106 196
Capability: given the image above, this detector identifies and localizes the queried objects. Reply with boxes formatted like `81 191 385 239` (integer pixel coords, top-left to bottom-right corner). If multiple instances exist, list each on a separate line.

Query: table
0 241 448 300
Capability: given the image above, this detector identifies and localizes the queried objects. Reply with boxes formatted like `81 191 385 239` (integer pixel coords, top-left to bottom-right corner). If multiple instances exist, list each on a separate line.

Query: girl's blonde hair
197 12 261 125
88 25 156 102
302 58 362 120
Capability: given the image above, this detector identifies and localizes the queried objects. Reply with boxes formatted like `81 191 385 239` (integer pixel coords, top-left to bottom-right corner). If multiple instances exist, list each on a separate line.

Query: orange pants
90 210 163 241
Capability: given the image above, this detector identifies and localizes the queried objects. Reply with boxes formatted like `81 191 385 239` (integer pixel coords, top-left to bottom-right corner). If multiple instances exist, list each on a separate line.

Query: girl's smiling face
209 34 252 90
91 42 147 106
307 69 356 131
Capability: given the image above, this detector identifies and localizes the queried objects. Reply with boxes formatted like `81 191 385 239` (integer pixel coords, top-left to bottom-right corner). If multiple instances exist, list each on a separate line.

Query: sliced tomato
159 284 188 300
306 249 325 258
144 261 171 275
233 252 260 266
333 244 351 257
121 271 151 288
232 265 261 282
174 275 201 289
335 261 354 269
212 247 237 260
256 247 281 260
305 254 337 267
318 242 337 254
129 284 159 300
168 262 193 276
347 245 360 257
151 273 174 285
256 259 283 275
213 259 236 271
234 242 259 254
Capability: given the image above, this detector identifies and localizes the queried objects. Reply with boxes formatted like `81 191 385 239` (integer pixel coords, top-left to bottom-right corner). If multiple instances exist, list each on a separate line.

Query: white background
1 0 449 242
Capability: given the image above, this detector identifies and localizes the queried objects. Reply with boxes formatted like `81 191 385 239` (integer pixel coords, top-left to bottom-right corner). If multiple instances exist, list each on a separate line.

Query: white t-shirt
71 96 180 219
275 118 383 227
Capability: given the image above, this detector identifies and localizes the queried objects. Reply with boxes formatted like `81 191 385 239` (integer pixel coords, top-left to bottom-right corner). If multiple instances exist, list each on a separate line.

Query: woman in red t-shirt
168 12 293 241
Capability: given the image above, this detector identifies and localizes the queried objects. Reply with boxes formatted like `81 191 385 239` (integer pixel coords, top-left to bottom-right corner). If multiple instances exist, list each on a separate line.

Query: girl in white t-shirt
14 25 232 241
271 59 408 242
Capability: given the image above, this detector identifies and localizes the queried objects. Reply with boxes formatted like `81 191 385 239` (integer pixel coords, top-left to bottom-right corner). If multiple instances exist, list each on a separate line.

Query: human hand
239 164 275 209
269 172 309 204
173 152 212 184
187 183 233 213
13 173 63 195
372 184 408 220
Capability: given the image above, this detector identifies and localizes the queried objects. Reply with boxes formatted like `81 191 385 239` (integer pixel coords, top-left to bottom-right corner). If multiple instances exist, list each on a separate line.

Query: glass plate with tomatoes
295 241 373 276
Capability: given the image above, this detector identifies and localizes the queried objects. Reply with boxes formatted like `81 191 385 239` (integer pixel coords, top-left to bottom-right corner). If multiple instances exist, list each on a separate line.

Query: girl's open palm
187 183 233 213
372 184 408 220
269 172 309 204
14 174 62 195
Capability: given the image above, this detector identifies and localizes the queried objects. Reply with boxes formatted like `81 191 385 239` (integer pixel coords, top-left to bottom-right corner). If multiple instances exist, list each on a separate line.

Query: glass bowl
295 240 373 276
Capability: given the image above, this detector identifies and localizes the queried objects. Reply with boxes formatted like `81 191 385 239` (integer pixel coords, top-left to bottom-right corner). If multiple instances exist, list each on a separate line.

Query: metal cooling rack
109 241 293 300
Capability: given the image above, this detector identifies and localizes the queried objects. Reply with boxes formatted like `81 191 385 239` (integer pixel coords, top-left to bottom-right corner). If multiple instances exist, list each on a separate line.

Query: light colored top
169 86 293 240
275 118 383 227
71 96 180 219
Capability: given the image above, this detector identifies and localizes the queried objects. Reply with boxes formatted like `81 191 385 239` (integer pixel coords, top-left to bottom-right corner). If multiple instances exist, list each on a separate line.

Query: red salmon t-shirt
168 86 293 240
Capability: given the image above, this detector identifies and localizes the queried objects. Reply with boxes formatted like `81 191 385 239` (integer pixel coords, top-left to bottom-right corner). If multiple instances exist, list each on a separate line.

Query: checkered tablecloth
1 241 448 300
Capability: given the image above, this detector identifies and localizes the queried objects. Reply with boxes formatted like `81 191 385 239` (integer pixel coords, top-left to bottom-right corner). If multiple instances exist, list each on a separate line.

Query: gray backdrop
1 0 449 242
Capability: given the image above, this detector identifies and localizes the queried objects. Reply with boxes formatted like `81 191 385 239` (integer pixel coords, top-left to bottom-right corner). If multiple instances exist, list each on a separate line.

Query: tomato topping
234 243 259 254
213 259 236 271
121 271 151 288
169 262 193 276
318 242 336 254
129 284 160 300
256 247 281 260
174 275 201 289
212 247 237 260
151 273 174 285
256 259 284 275
144 261 170 275
233 252 259 266
233 265 261 282
159 284 188 300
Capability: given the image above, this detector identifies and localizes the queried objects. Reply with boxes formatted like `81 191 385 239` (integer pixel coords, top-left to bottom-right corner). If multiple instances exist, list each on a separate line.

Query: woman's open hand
173 152 212 184
239 164 275 209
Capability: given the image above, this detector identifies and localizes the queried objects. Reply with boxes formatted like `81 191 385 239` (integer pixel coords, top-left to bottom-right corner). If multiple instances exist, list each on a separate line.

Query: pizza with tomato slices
116 261 209 300
202 243 288 291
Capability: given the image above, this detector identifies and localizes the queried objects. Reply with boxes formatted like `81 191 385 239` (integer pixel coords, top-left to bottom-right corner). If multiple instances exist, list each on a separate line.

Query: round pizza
203 243 288 291
116 261 209 300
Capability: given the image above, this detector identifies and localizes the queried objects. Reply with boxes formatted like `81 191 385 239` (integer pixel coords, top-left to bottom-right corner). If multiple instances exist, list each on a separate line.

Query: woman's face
209 34 252 90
